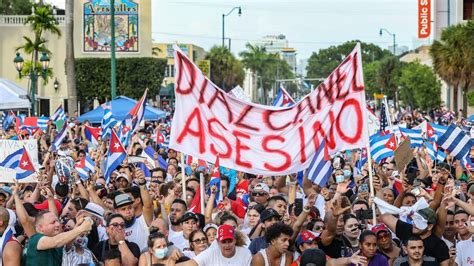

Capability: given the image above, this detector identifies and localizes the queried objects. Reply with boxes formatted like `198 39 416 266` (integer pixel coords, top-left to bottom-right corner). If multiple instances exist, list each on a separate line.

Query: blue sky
49 0 424 59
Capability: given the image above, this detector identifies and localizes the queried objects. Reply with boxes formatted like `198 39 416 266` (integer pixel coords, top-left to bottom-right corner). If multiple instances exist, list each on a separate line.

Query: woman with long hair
183 230 209 258
138 231 189 266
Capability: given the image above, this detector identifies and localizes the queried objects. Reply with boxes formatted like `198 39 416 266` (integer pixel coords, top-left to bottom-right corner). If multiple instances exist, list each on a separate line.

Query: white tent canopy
0 79 31 110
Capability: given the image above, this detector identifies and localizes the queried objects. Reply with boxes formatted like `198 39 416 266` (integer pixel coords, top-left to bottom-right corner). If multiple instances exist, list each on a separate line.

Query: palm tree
430 21 474 117
239 43 268 102
376 56 401 110
16 4 61 115
205 46 244 91
65 0 77 114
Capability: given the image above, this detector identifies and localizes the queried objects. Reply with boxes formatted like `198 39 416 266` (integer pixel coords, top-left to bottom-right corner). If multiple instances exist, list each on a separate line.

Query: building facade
0 0 152 116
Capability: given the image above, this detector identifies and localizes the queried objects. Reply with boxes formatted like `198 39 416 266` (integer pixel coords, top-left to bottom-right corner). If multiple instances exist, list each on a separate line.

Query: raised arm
204 186 217 225
37 219 92 250
136 168 153 226
11 181 36 237
291 193 316 241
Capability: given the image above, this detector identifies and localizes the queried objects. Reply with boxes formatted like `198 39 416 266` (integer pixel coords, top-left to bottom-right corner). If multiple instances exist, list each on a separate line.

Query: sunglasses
192 237 207 244
252 192 267 197
314 225 325 231
109 223 126 228
377 232 390 240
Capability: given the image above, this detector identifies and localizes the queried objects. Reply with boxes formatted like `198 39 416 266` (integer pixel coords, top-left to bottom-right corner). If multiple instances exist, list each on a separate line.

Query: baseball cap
180 212 199 223
300 248 327 266
296 230 320 247
116 173 128 182
84 202 105 218
371 223 390 234
114 194 133 209
260 208 280 223
253 183 269 194
0 187 12 198
418 207 437 225
217 224 235 242
203 223 218 233
34 199 62 214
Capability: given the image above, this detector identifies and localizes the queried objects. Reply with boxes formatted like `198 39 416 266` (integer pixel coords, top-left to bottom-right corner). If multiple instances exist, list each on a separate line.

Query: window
464 0 474 20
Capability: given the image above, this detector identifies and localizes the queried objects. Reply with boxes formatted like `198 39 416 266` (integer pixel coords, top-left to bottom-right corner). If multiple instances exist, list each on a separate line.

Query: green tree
398 61 441 110
376 56 402 109
75 57 166 101
205 46 244 92
306 40 392 84
363 60 381 99
0 0 33 15
430 20 474 117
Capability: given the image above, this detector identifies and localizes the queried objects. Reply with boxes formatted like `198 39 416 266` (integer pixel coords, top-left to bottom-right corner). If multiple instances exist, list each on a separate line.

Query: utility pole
110 0 116 99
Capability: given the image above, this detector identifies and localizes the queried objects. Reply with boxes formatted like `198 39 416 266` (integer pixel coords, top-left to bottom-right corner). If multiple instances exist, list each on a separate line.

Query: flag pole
199 173 205 214
180 152 187 202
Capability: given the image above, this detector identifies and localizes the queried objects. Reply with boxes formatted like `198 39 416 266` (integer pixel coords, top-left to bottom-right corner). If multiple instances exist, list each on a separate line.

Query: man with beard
393 236 438 266
371 224 400 265
441 210 456 248
114 193 149 252
24 211 93 266
167 199 187 242
381 207 450 265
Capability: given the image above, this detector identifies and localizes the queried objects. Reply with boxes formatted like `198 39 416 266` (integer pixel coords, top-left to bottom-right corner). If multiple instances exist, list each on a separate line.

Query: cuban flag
306 140 332 186
22 116 49 133
101 104 117 139
50 105 66 121
356 148 368 174
141 146 157 169
208 155 223 202
50 124 68 151
425 142 446 163
272 86 295 107
185 155 208 169
0 148 36 179
118 118 133 148
85 125 101 147
399 128 424 148
128 89 147 132
437 124 472 161
0 226 14 254
104 129 126 183
155 129 165 146
430 123 448 140
74 155 95 180
370 133 397 163
189 185 202 214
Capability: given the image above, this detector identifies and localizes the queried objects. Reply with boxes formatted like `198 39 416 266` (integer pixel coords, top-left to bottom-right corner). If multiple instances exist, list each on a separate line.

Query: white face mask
154 247 168 259
74 236 88 248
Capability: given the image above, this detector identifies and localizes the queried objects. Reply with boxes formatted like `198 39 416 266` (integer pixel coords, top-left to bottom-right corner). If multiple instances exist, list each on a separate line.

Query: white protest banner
0 167 37 183
0 139 39 165
170 43 368 175
229 86 252 103
367 107 380 136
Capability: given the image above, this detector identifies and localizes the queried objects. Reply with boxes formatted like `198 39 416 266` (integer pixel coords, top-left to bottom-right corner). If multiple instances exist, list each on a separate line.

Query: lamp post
13 52 49 116
379 28 396 55
110 0 116 99
222 7 241 47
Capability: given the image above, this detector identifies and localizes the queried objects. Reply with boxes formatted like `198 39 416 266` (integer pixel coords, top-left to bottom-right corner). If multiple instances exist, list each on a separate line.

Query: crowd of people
0 105 472 266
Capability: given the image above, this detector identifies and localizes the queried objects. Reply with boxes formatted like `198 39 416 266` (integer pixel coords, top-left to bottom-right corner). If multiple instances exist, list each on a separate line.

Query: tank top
258 249 286 266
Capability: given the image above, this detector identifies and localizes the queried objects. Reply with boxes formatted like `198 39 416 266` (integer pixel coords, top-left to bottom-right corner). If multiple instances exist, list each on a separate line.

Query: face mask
154 247 168 259
74 236 88 248
140 135 146 140
335 175 345 183
343 170 351 177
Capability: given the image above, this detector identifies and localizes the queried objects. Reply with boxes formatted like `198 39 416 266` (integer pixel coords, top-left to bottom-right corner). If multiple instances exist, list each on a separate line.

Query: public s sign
418 0 431 38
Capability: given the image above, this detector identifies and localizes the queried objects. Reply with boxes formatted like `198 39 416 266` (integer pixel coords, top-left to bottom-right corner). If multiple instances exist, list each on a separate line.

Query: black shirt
318 235 358 258
92 239 141 262
395 220 449 264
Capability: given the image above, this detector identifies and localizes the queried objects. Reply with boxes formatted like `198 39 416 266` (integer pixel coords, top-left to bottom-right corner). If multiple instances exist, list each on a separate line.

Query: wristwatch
118 240 125 245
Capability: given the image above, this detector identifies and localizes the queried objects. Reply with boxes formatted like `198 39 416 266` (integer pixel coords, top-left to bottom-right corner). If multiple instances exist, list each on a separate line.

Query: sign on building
83 0 139 52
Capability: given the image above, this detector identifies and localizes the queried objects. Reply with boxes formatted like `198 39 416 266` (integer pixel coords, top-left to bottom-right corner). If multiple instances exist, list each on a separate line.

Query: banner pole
200 173 205 215
180 152 187 202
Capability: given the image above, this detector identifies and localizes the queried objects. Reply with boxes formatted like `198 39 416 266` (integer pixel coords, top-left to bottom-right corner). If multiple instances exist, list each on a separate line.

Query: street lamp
222 6 241 47
54 78 59 91
379 28 396 55
13 51 49 116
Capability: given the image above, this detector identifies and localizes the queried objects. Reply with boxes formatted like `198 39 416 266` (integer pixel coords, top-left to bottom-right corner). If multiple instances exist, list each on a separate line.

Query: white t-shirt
455 239 474 266
124 215 149 252
168 225 183 241
193 245 252 266
169 233 190 252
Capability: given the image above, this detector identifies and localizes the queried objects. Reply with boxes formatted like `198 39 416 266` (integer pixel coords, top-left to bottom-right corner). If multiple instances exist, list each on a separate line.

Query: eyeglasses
314 225 325 231
109 223 126 228
252 192 267 197
192 238 207 244
377 232 390 240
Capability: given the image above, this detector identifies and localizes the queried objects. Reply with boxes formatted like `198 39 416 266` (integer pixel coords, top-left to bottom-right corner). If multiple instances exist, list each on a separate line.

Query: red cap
34 199 62 214
217 224 235 242
371 223 390 234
